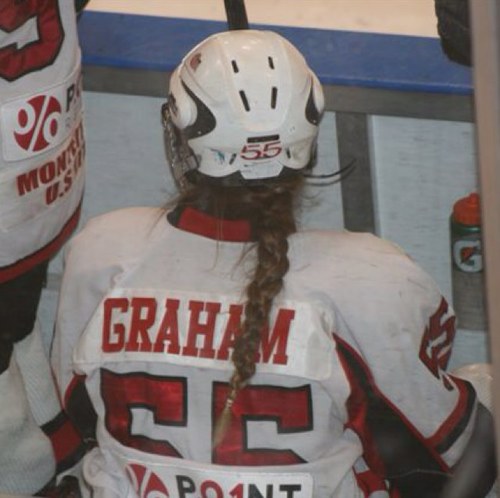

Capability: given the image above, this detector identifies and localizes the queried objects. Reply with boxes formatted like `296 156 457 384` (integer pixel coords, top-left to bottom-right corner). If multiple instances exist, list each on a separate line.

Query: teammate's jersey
0 0 85 281
52 206 477 498
0 321 84 495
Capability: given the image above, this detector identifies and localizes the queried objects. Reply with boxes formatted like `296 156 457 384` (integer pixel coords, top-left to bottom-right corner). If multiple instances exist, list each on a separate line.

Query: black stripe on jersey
434 378 476 454
66 373 98 444
334 334 450 478
0 260 48 353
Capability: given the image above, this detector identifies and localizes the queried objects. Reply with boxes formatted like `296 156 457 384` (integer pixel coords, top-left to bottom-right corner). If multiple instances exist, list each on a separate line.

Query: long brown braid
174 173 303 445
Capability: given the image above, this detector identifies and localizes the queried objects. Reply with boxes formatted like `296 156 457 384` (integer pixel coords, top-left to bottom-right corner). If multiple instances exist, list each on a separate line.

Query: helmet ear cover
181 82 217 140
306 79 324 127
167 74 196 130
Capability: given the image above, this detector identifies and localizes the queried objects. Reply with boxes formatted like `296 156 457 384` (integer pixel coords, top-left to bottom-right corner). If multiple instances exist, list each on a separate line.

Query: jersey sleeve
330 245 478 491
51 208 164 436
50 230 105 441
52 215 120 429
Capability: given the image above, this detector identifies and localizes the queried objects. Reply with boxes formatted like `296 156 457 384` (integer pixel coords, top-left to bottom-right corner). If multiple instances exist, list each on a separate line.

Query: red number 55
240 140 283 161
101 369 312 466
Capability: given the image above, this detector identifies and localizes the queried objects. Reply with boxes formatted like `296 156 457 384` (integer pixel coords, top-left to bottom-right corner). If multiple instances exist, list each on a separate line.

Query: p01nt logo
126 463 312 498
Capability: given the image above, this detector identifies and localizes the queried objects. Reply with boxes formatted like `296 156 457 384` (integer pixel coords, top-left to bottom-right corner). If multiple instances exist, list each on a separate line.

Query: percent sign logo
14 95 62 153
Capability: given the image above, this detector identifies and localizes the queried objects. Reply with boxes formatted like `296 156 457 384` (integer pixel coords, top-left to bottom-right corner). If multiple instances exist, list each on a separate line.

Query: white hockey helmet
163 29 324 186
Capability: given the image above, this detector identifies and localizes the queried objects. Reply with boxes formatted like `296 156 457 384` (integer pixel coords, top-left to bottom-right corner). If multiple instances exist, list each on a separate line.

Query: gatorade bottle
450 192 487 330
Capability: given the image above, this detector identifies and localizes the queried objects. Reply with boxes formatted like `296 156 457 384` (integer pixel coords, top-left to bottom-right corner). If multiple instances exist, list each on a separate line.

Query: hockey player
0 0 87 495
52 30 496 497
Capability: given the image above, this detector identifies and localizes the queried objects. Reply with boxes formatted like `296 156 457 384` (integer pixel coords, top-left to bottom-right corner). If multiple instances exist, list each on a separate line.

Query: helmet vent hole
231 60 239 73
239 90 250 111
286 148 291 159
271 87 278 109
268 57 275 69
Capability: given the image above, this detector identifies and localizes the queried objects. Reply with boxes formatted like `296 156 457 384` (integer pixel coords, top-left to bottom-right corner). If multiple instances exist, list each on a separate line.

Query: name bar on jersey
102 295 293 366
75 288 334 380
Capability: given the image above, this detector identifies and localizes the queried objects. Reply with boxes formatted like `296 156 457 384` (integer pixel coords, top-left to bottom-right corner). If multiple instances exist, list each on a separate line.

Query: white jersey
0 321 84 494
52 206 477 498
0 0 85 281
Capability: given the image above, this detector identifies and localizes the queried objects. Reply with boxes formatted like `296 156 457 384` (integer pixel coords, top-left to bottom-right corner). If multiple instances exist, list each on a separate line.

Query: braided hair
174 173 303 445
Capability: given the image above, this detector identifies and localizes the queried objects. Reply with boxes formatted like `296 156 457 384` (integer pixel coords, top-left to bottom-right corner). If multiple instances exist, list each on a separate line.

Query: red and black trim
41 410 86 473
168 205 253 242
427 376 476 454
64 373 97 446
354 467 394 498
334 334 475 497
0 202 81 284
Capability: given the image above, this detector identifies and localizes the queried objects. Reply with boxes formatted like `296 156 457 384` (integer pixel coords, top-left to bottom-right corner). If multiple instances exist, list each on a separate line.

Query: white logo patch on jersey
1 62 82 162
126 461 313 498
0 62 85 229
74 288 335 381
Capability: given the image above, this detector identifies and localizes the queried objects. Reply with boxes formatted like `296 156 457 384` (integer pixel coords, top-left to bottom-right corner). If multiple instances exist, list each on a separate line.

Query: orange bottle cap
453 192 481 226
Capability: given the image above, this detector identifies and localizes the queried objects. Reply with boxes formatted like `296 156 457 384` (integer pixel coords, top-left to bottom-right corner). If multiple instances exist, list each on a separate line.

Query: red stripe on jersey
50 415 83 464
0 202 82 283
334 334 451 475
41 411 85 472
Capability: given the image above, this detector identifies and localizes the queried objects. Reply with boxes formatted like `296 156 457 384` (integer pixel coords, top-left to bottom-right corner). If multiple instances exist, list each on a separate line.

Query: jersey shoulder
65 207 165 271
291 229 442 301
293 229 412 269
